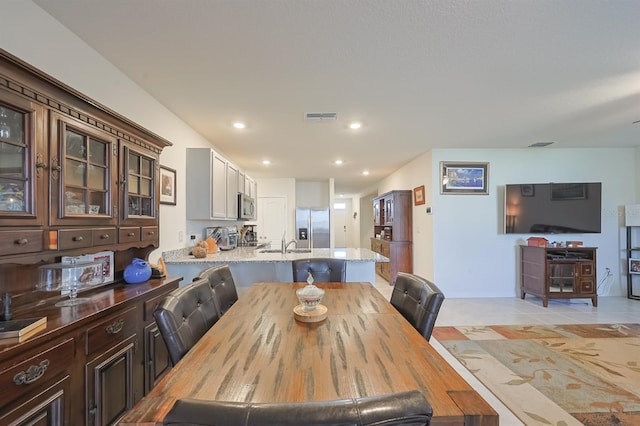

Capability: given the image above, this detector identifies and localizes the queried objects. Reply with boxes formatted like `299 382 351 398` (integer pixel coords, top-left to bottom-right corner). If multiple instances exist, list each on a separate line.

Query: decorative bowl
296 279 325 312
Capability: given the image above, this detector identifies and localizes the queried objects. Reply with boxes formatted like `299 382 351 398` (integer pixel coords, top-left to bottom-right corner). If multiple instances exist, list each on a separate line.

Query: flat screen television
504 182 602 234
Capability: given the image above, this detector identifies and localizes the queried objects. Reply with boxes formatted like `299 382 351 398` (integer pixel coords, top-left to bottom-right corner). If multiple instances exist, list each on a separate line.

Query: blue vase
123 258 152 284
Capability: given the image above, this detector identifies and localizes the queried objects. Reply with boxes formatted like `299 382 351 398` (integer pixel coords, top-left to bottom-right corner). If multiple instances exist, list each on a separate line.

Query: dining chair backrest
193 264 238 315
153 277 220 365
390 272 445 341
292 258 347 282
163 390 432 426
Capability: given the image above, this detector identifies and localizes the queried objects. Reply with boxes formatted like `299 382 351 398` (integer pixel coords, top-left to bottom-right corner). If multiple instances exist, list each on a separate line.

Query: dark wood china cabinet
370 190 413 283
0 49 181 426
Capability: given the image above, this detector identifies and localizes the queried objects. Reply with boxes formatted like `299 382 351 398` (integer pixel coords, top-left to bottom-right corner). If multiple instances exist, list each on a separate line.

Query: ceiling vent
304 112 338 121
528 142 554 148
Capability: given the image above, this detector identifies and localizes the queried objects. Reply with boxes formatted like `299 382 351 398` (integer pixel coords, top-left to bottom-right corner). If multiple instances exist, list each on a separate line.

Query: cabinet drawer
141 226 159 242
579 263 594 276
0 338 74 407
0 230 44 256
119 227 141 243
580 279 595 293
92 227 117 246
85 307 137 357
57 228 93 250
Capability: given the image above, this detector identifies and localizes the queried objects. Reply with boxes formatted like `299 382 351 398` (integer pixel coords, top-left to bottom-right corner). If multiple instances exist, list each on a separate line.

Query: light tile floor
373 275 640 425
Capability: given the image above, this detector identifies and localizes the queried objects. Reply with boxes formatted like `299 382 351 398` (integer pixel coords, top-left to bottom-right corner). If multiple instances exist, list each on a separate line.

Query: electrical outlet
188 234 198 242
605 267 612 277
178 231 184 242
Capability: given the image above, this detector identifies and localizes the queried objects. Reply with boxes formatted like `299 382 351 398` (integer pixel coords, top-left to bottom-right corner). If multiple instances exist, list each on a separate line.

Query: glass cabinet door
121 142 157 225
548 262 575 293
0 90 45 225
50 112 116 226
64 129 109 215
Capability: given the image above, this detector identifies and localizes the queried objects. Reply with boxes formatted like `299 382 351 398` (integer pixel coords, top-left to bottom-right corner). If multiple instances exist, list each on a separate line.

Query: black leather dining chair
292 258 347 282
390 272 445 341
153 277 220 365
163 390 432 426
193 264 238 315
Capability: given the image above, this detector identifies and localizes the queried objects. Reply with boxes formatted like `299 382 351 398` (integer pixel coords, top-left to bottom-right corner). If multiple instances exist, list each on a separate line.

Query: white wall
374 147 636 298
1 1 218 261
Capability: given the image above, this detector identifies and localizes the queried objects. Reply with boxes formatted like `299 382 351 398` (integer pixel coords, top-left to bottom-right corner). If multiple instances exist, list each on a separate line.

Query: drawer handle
13 360 50 385
100 234 110 240
72 236 84 242
127 232 135 237
106 318 125 335
14 238 28 245
147 231 155 235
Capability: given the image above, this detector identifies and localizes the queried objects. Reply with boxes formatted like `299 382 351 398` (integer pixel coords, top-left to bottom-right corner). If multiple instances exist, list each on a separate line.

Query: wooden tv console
520 245 597 307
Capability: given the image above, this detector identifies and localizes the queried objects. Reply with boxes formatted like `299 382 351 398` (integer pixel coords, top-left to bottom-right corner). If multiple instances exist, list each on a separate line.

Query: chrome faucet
281 231 297 253
284 239 297 252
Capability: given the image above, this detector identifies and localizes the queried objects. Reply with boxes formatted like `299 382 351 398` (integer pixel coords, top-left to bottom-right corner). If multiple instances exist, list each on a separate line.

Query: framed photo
520 184 535 197
440 162 489 195
413 185 425 206
630 258 640 274
159 165 177 205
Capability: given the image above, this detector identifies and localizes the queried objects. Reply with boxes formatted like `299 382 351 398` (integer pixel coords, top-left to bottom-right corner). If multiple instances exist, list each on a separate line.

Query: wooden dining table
119 282 498 425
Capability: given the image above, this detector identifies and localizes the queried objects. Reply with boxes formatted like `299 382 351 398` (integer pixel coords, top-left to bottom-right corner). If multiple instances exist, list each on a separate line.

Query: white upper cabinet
186 147 253 221
226 162 239 219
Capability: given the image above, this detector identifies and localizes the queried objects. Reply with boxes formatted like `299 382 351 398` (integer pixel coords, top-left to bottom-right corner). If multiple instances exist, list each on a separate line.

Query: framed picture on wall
413 185 425 205
630 258 640 274
440 161 489 194
160 166 177 205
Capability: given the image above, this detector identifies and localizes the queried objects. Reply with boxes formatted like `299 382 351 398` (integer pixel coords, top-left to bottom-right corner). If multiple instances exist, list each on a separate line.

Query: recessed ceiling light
349 122 362 130
335 160 343 165
233 122 246 129
262 160 270 165
362 170 369 175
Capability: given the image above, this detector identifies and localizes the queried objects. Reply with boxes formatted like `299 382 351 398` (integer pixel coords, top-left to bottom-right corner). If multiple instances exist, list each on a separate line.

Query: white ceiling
33 0 640 194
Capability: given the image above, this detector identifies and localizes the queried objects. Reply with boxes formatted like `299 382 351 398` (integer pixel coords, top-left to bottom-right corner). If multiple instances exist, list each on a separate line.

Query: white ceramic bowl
296 285 325 312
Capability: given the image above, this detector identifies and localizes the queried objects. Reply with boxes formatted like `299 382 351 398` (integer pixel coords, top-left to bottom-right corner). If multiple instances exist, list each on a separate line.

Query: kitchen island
163 246 389 289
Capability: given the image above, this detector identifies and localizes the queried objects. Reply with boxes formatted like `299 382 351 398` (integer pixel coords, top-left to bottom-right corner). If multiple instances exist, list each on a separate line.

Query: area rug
432 324 640 426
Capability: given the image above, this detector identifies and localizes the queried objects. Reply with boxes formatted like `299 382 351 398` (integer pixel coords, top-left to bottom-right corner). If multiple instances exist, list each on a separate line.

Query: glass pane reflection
89 139 106 165
129 153 139 174
0 105 25 144
88 165 106 190
141 198 152 216
66 130 86 159
0 178 25 212
65 159 86 187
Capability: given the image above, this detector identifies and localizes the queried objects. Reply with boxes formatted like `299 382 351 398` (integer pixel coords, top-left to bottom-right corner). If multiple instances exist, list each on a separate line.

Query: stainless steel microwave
238 193 256 220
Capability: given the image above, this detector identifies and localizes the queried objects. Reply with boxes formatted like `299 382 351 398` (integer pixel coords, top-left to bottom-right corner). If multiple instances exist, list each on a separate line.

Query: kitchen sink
258 248 312 254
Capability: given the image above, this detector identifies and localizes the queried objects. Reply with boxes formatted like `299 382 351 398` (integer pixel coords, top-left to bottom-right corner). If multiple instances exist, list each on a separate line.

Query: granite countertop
163 246 389 264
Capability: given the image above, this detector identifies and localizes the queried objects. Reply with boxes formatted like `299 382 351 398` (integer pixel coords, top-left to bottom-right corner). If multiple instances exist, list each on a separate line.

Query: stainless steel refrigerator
295 207 330 248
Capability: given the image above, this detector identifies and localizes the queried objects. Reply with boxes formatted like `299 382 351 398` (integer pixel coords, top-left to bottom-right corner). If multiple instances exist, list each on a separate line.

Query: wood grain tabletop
119 282 497 426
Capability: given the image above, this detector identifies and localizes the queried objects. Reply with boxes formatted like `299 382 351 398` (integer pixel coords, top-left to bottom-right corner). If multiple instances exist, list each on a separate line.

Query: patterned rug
432 324 640 426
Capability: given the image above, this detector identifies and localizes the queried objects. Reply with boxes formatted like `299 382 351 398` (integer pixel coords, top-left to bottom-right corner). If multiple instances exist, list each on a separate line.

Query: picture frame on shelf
160 165 177 205
413 185 425 206
440 161 489 195
630 258 640 274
